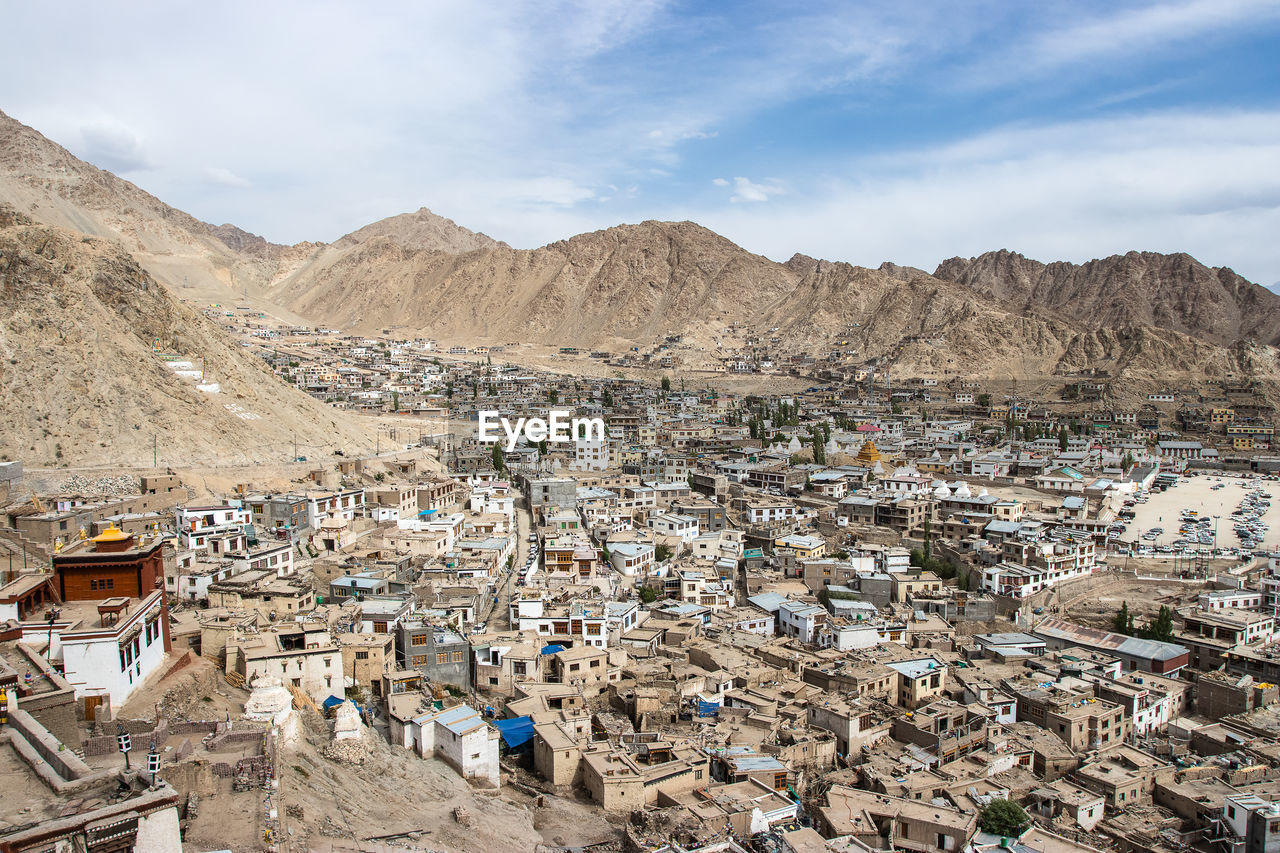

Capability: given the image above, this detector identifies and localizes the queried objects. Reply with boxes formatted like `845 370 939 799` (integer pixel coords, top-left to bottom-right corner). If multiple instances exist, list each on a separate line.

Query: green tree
1058 427 1070 452
538 439 549 456
1112 602 1133 635
1140 605 1175 643
661 375 671 392
977 393 991 408
978 799 1029 837
923 516 933 563
891 402 903 415
445 382 454 399
392 391 399 411
548 389 559 404
654 543 673 563
491 443 505 472
811 426 827 465
638 586 657 603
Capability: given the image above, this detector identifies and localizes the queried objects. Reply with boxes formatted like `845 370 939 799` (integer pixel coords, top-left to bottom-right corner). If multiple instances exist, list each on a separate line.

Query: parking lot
1121 471 1280 557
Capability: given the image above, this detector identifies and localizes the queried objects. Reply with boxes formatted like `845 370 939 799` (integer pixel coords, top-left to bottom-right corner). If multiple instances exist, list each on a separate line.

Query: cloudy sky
4 0 1280 283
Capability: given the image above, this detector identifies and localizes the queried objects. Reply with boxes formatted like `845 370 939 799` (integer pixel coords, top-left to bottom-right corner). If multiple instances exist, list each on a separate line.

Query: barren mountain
334 207 507 253
266 220 799 346
4 107 1279 400
0 109 497 304
0 205 376 467
934 249 1280 347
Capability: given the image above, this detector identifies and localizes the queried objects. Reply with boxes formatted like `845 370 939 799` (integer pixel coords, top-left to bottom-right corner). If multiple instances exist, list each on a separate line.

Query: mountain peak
334 207 508 253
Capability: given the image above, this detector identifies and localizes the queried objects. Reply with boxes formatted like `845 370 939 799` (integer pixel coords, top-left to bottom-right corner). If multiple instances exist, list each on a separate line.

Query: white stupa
243 674 293 726
932 483 953 499
332 699 365 741
953 481 973 499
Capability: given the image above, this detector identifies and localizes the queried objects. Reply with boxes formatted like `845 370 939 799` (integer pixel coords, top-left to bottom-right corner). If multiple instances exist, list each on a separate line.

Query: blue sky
4 0 1280 283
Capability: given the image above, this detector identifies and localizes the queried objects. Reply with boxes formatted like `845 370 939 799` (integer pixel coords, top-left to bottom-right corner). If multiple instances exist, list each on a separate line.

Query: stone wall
7 708 92 781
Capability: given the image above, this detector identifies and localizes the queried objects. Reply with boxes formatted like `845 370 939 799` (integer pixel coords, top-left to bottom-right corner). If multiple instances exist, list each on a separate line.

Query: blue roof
730 755 787 772
748 592 788 613
493 715 535 748
432 704 485 736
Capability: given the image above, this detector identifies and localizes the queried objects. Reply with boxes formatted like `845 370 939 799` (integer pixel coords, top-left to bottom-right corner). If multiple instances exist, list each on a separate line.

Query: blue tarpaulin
539 644 566 656
493 716 535 749
322 696 345 711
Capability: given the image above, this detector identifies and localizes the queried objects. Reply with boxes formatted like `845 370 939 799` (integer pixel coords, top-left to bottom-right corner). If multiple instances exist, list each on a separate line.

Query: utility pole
153 434 158 469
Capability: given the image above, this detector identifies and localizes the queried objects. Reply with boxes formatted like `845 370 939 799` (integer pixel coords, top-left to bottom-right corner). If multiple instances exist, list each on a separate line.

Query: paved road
481 491 534 630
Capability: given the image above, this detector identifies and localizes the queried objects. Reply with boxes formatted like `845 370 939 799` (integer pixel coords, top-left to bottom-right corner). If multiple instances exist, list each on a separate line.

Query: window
411 634 428 646
437 653 449 665
451 651 464 663
411 654 428 666
355 651 369 660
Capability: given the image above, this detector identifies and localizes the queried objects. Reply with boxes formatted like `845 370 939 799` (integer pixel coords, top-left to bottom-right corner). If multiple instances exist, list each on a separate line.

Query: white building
304 488 366 529
399 703 500 787
609 542 655 577
648 513 700 546
175 504 250 553
59 591 170 709
572 436 610 471
777 600 827 644
231 624 344 703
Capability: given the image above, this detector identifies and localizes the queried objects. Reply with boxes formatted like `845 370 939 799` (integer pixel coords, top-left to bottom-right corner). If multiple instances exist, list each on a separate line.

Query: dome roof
91 524 129 543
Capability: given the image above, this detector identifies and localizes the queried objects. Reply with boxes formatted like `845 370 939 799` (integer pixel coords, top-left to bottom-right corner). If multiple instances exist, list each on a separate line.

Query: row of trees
1111 602 1175 643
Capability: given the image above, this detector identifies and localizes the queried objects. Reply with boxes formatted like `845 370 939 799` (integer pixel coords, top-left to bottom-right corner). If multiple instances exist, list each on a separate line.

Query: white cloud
692 110 1280 284
728 177 786 204
963 0 1280 87
78 118 151 173
205 167 250 188
1 2 1278 285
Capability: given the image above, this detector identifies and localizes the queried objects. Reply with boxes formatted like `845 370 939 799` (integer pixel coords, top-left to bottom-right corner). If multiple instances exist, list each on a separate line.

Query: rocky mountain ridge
934 249 1280 347
2 107 1279 398
0 204 376 466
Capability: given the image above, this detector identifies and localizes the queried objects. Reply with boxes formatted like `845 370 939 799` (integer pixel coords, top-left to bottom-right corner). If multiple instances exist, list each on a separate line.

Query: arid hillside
3 107 1280 399
265 220 799 347
0 206 376 467
935 249 1280 347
